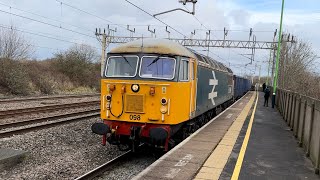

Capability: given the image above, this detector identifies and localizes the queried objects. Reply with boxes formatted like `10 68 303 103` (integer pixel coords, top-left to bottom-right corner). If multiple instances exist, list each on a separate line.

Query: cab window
105 56 138 77
139 56 176 79
179 59 189 81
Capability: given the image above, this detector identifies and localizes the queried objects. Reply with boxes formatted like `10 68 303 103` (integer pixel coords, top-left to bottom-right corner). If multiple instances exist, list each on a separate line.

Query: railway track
0 100 100 118
0 109 100 130
75 150 133 180
0 110 100 138
0 94 99 104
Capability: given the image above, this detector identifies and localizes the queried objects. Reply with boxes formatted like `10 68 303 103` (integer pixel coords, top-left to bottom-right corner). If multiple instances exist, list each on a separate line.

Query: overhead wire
0 26 63 52
0 3 91 43
0 1 104 53
31 45 59 51
124 0 187 38
56 0 171 29
0 9 96 39
0 0 176 55
122 0 261 67
0 24 100 50
54 0 167 37
55 0 127 30
0 0 172 35
180 4 221 61
207 28 257 65
182 5 209 30
0 0 272 66
0 1 93 33
2 0 186 34
194 28 275 33
182 4 230 64
206 50 226 62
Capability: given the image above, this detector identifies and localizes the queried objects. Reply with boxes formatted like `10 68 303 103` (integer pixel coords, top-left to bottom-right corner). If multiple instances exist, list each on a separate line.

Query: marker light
121 85 126 94
109 84 116 92
150 87 155 96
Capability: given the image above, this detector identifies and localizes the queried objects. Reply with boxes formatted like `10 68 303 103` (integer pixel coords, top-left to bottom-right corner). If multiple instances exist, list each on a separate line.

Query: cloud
0 0 319 75
228 9 251 27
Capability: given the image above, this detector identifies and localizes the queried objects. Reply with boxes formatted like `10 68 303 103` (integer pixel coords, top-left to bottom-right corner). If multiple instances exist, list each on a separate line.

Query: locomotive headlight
161 98 167 105
160 106 168 114
131 84 139 93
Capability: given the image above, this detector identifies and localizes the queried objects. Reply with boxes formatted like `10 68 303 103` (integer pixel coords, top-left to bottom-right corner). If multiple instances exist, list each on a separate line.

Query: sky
0 0 319 76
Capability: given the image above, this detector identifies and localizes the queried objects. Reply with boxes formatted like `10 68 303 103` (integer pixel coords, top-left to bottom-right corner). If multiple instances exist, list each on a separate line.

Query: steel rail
0 112 100 138
0 100 100 118
0 94 99 104
0 109 100 130
75 150 133 180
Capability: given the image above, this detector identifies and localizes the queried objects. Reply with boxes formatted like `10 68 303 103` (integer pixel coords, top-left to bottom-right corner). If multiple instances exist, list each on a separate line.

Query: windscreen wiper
121 55 133 69
147 56 160 67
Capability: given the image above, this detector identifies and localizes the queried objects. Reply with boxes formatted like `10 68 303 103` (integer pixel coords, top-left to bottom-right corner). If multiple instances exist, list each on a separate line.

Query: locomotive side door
189 59 197 118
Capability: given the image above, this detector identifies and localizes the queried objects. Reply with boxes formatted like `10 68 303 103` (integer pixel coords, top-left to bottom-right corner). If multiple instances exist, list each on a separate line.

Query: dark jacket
262 83 266 91
264 88 270 98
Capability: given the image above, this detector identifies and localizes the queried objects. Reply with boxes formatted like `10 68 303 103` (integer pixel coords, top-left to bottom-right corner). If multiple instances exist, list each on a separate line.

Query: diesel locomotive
91 39 251 151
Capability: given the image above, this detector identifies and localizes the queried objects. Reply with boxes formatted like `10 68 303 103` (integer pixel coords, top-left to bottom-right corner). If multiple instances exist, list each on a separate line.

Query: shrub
0 58 31 95
0 43 100 96
52 44 100 89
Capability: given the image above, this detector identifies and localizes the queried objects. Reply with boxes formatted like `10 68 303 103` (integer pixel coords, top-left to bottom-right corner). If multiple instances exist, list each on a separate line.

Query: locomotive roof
109 38 197 59
109 38 232 73
187 48 232 73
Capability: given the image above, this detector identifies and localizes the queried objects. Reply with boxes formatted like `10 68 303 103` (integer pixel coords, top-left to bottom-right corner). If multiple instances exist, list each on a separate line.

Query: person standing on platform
264 87 270 107
262 83 266 92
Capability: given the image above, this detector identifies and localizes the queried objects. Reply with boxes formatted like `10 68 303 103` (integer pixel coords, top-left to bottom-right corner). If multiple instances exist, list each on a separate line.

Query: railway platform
133 91 319 180
0 148 27 170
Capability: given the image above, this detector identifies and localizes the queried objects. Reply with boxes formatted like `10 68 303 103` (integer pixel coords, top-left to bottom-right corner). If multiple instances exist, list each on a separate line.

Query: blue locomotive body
233 75 252 100
195 65 233 117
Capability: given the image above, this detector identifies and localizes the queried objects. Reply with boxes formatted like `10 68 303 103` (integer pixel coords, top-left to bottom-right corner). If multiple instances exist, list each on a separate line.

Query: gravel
0 96 100 111
95 152 157 180
0 117 123 180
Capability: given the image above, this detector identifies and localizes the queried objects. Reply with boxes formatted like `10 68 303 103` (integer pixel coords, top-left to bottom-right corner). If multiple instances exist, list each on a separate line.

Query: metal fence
276 88 320 174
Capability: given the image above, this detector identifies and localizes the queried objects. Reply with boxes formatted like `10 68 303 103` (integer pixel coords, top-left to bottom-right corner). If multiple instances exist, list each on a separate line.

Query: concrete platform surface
0 148 27 170
221 92 320 180
133 92 255 180
238 93 319 180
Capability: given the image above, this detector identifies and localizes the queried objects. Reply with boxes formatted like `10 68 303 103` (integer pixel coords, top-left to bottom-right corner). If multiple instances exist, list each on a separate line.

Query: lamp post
266 30 277 86
272 0 285 108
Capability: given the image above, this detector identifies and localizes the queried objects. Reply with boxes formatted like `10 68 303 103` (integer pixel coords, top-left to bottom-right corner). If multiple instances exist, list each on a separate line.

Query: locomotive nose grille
125 94 144 113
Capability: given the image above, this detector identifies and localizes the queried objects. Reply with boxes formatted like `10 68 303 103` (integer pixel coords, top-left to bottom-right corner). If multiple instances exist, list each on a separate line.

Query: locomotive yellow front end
91 39 197 151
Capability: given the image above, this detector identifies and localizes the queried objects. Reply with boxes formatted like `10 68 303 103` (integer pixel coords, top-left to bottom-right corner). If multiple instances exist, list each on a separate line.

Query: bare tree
67 44 99 63
0 27 33 60
278 36 319 99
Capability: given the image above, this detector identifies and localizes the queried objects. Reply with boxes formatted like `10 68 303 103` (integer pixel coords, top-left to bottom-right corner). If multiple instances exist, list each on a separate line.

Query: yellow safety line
231 92 259 180
193 92 256 180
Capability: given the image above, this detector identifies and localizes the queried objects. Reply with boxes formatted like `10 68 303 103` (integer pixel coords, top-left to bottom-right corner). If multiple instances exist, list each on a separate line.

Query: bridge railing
276 88 320 174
